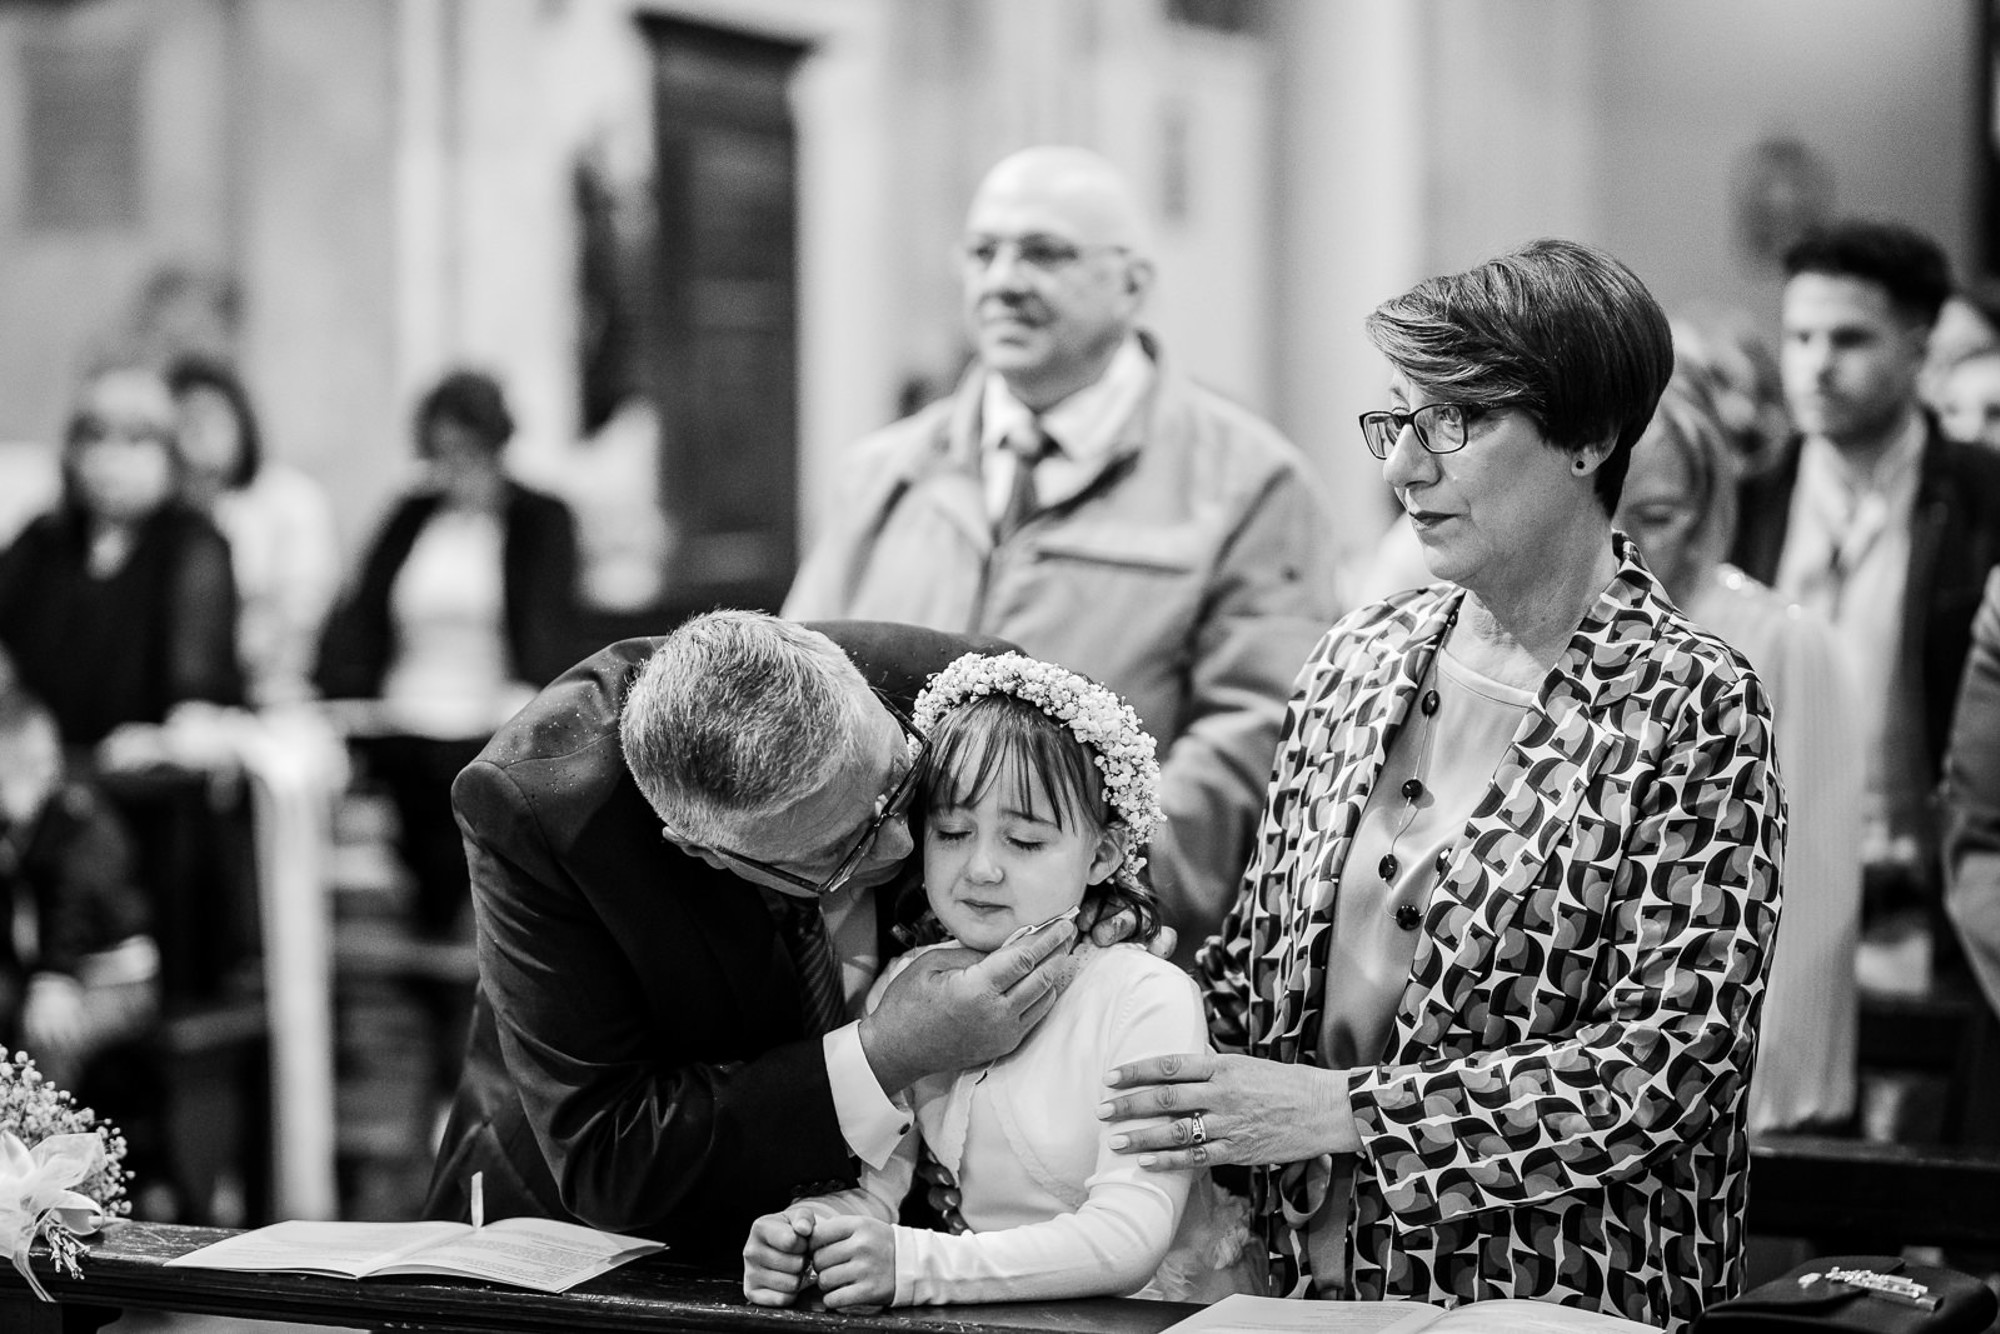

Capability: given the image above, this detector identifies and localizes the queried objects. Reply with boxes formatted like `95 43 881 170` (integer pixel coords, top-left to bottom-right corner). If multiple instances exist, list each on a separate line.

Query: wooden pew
1749 1132 2000 1250
0 1221 1202 1333
8 1141 1989 1331
1856 989 2000 1145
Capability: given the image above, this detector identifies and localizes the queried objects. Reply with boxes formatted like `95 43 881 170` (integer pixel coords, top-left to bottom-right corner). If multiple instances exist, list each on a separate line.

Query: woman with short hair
1104 240 1785 1331
316 368 579 939
167 355 341 708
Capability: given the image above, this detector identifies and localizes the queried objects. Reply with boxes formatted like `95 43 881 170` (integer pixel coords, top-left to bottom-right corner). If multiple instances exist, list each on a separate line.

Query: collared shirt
1773 413 1927 864
978 336 1154 523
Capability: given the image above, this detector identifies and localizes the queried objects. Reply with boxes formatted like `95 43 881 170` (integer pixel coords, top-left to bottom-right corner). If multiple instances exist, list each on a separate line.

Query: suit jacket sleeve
1149 461 1339 947
1945 569 2000 1021
1347 660 1786 1229
456 758 859 1234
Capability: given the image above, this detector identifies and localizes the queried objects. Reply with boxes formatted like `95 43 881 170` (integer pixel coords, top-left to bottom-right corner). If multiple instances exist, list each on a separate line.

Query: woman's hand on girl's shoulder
1099 1051 1360 1170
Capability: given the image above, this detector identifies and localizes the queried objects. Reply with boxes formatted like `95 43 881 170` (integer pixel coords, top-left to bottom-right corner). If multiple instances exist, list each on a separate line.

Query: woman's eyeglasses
714 694 931 897
1357 402 1493 460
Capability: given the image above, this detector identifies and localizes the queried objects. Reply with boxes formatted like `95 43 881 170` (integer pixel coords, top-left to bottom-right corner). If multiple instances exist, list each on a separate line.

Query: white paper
1426 1302 1657 1333
1164 1294 1441 1334
373 1217 662 1293
164 1216 665 1294
166 1220 471 1279
1163 1295 1658 1334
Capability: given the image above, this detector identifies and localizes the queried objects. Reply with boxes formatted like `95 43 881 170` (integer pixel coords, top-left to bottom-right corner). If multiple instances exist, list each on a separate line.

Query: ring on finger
1187 1111 1208 1146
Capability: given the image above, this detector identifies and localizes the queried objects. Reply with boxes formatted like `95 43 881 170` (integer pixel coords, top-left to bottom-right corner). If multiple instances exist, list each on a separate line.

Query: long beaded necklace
1377 614 1458 932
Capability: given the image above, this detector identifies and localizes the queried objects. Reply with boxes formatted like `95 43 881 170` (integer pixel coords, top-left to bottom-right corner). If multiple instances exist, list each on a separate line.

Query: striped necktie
770 892 847 1036
995 422 1057 542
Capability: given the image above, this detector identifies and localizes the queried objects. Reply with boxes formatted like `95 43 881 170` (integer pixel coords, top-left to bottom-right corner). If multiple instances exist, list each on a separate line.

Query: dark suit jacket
313 481 580 699
1731 418 2000 791
423 621 1008 1261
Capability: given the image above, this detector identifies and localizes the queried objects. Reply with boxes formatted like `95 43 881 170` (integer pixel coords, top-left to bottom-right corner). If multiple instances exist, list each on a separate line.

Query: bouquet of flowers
0 1048 129 1300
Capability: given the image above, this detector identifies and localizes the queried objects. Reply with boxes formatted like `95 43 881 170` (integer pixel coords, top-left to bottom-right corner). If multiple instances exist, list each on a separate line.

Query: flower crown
913 653 1164 878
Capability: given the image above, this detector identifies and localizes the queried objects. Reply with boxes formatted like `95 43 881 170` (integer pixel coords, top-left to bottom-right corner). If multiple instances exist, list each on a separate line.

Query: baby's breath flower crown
913 653 1164 881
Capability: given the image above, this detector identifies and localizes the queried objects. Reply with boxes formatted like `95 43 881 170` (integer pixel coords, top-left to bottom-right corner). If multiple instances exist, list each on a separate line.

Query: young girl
743 652 1260 1310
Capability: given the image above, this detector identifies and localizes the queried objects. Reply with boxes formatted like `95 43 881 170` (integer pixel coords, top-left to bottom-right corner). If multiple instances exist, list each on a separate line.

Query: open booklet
163 1218 665 1294
1166 1292 1659 1334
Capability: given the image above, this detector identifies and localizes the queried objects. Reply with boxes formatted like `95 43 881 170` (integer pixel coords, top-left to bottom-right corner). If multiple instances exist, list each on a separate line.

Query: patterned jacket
1200 537 1785 1332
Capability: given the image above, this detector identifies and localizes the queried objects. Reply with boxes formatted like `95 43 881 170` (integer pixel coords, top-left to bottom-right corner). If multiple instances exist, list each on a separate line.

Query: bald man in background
787 146 1339 955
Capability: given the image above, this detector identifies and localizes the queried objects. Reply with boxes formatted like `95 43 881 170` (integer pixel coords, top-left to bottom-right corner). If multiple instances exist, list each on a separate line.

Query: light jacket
785 334 1341 944
1202 536 1786 1332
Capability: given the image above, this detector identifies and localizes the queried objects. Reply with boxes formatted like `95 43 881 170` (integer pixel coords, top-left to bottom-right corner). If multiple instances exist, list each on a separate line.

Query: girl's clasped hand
744 1207 896 1312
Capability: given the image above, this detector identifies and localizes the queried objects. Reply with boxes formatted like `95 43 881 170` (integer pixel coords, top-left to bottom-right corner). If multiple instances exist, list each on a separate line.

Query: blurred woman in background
0 365 242 754
1616 371 1862 1134
315 368 578 939
167 356 340 708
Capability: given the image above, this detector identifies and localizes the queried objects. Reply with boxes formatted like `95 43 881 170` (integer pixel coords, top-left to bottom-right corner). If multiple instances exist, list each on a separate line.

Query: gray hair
619 610 874 847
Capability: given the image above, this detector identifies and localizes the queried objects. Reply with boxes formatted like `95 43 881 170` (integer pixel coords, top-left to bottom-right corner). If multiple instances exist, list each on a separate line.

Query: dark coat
0 781 150 1041
423 621 1009 1262
0 503 242 744
313 481 581 699
1730 419 2000 789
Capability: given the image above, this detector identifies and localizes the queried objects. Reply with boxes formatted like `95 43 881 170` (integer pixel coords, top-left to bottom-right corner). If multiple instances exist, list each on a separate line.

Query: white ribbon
0 1131 106 1301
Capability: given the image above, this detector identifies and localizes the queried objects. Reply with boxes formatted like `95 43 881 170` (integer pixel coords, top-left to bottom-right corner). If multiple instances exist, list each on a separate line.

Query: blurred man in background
1732 218 2000 995
786 146 1340 956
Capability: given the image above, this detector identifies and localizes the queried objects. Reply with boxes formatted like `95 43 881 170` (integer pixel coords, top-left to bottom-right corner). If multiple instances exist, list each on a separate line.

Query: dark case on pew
1695 1256 1998 1333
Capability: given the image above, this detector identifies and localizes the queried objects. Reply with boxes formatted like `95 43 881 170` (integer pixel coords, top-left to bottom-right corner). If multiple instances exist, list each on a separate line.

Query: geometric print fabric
1199 535 1786 1333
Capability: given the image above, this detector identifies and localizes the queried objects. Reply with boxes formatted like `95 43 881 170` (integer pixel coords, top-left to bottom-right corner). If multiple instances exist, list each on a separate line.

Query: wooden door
642 16 807 617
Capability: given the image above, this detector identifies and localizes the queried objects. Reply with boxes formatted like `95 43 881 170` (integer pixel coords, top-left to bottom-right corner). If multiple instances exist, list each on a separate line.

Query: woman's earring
1572 457 1591 474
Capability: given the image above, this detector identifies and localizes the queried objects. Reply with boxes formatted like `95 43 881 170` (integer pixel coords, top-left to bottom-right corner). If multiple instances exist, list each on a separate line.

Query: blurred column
1267 0 1429 553
393 0 456 424
234 0 402 552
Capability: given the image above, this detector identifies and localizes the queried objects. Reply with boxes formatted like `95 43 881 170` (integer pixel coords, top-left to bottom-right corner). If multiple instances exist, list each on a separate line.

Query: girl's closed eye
1001 819 1056 852
928 814 973 842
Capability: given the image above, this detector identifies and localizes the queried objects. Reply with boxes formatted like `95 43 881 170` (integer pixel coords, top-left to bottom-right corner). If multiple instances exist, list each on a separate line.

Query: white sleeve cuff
823 1021 912 1170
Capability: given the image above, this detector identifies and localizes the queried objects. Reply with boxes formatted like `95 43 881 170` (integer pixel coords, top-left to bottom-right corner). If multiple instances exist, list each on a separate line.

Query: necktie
769 892 847 1036
995 423 1056 542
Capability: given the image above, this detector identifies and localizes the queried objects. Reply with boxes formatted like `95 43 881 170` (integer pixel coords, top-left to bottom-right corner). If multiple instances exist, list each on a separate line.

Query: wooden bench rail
5 1141 1990 1331
0 1222 1200 1334
1749 1133 2000 1249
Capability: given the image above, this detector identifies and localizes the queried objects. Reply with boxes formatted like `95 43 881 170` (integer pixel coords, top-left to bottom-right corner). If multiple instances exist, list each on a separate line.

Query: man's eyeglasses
1357 402 1495 460
956 233 1129 277
715 693 931 897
